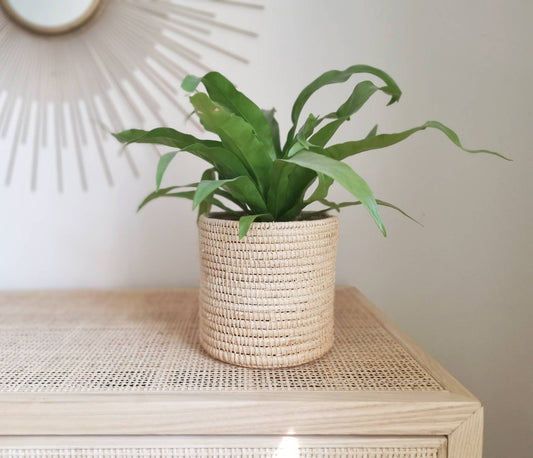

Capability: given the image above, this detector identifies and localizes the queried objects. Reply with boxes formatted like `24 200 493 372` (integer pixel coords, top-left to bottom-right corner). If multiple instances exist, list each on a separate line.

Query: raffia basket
197 213 339 368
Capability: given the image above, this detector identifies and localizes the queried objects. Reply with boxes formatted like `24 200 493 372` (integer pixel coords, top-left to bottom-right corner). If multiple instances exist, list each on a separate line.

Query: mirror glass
1 0 100 34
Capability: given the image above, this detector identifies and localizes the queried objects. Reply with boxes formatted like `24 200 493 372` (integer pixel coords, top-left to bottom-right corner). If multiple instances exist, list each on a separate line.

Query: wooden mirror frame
0 0 101 35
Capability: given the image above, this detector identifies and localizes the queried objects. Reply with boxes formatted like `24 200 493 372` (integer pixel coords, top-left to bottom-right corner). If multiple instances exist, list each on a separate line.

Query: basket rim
199 212 338 228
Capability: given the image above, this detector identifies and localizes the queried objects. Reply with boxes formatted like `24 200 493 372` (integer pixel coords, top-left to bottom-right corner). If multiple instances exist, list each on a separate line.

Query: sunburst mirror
0 0 263 191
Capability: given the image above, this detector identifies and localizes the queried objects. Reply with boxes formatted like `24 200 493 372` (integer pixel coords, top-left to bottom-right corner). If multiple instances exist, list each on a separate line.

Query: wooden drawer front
0 436 447 458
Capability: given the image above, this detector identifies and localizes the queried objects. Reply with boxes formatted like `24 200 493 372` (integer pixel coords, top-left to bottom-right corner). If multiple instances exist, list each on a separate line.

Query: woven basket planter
197 213 339 368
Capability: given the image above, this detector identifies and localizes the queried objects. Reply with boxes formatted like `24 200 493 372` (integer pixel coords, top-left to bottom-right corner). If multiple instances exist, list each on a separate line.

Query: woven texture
198 214 339 368
0 289 443 393
0 447 440 457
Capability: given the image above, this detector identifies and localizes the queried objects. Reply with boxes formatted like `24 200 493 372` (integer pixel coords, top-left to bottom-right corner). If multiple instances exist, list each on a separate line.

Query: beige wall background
0 0 531 456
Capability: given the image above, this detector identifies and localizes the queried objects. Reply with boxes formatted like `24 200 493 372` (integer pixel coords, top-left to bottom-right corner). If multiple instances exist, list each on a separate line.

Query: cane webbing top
0 288 443 393
0 447 440 458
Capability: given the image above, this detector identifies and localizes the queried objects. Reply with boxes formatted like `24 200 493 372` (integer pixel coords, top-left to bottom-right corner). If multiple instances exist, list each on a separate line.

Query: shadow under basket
198 213 339 369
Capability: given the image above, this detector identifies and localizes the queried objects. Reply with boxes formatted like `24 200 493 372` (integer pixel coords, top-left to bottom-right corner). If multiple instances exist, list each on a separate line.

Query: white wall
1 1 531 456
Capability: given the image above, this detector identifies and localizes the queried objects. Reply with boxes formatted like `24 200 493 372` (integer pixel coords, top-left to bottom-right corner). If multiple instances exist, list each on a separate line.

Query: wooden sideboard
0 287 482 457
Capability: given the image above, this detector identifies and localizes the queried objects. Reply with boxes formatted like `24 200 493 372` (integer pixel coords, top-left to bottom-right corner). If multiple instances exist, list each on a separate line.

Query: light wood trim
0 287 480 439
0 391 475 403
0 435 447 450
437 438 448 458
448 407 483 458
0 392 478 436
345 287 478 399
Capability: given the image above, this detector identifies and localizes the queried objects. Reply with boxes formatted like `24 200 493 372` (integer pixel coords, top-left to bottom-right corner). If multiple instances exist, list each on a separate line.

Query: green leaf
286 136 312 158
306 81 388 150
424 121 511 160
197 168 217 220
326 121 511 161
193 176 268 214
275 168 318 221
286 64 401 149
224 179 269 214
266 161 315 219
139 189 195 211
304 173 334 205
191 72 276 161
211 188 249 212
189 93 273 191
318 198 422 226
325 80 381 119
181 75 202 92
112 127 252 179
375 199 422 226
156 152 178 190
318 198 341 211
138 187 236 214
262 108 282 157
193 179 230 210
238 213 273 239
112 127 219 149
309 118 346 148
265 161 292 218
326 126 422 160
296 113 321 141
282 151 386 236
183 143 251 179
366 124 378 139
285 114 323 157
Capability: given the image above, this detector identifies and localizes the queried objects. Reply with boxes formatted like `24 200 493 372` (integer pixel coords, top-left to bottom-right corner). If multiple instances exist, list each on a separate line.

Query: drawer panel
0 436 447 458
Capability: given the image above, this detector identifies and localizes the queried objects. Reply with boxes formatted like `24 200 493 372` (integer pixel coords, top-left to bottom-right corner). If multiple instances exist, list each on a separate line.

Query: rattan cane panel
0 289 443 392
0 448 440 458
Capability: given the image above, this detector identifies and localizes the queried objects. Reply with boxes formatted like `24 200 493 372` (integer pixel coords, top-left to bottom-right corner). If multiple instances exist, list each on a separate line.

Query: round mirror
1 0 101 35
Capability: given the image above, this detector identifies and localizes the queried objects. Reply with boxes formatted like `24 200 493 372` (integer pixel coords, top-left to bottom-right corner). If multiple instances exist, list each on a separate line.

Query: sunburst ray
0 0 263 191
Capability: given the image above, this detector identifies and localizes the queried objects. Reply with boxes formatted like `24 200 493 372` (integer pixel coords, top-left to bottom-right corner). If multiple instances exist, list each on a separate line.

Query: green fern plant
113 65 508 238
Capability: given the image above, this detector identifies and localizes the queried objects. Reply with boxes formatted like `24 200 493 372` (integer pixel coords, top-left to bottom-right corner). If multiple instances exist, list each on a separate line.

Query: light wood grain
437 439 448 458
448 407 484 458
0 393 478 435
0 435 447 449
0 287 481 448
